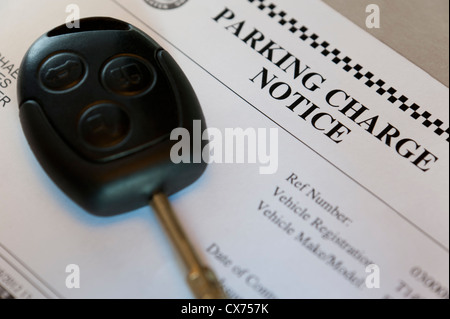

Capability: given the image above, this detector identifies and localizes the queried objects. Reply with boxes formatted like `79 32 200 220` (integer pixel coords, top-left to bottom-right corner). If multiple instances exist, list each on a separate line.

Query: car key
17 17 226 299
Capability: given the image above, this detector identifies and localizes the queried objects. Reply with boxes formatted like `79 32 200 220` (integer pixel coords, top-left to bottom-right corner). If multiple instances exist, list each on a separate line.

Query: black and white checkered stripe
247 0 449 142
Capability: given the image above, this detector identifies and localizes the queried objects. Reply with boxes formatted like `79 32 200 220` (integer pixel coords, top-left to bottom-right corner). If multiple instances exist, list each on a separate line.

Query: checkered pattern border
247 0 449 142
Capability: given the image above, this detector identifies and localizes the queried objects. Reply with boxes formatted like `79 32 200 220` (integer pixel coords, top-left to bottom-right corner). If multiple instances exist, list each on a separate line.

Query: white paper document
0 0 448 299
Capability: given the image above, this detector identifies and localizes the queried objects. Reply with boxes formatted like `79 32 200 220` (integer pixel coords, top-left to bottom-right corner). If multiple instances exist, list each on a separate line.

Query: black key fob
17 17 207 216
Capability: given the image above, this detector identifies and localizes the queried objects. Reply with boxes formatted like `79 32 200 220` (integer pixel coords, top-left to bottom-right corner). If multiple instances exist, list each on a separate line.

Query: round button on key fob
17 17 208 216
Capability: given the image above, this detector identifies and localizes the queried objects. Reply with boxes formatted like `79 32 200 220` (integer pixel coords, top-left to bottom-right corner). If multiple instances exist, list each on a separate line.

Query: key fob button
40 52 85 91
101 55 156 96
79 103 131 149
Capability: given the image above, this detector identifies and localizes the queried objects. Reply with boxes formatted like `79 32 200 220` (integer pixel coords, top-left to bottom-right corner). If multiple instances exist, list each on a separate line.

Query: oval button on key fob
17 17 208 216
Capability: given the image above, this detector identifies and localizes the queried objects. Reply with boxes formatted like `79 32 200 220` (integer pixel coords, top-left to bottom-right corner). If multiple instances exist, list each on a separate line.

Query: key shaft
151 192 227 299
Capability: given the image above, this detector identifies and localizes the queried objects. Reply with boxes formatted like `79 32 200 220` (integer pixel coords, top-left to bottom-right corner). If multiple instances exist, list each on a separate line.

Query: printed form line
0 242 64 299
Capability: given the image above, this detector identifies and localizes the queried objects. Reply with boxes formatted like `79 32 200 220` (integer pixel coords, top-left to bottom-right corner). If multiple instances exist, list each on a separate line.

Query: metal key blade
150 192 227 299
